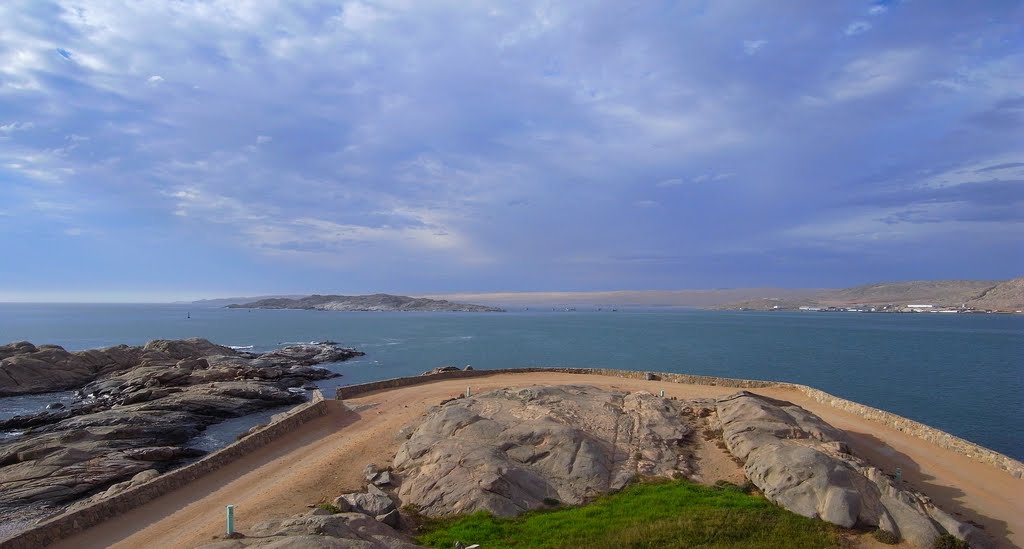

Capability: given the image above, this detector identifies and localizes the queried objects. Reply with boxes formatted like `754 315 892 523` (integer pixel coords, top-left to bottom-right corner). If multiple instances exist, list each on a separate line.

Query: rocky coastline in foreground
0 338 364 536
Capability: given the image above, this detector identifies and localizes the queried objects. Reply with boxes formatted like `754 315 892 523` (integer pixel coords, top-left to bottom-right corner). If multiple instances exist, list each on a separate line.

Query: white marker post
466 386 472 398
226 505 235 536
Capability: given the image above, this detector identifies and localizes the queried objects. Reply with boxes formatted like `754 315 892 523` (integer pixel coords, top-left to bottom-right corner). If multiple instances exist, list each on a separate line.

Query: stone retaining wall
334 367 778 399
790 385 1024 478
337 368 1024 478
0 391 329 549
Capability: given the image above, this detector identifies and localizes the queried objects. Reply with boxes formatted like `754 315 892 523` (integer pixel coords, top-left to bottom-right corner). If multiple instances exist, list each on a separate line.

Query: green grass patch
417 479 843 549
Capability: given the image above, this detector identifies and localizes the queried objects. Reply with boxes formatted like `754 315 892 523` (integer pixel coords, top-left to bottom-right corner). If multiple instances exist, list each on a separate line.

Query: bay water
0 303 1020 459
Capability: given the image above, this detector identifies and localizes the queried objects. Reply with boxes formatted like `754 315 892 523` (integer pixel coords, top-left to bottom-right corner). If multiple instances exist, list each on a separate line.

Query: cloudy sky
1 1 1021 301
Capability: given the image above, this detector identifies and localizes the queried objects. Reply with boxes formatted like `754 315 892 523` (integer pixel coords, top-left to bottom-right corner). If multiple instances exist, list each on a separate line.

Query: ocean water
0 303 1021 459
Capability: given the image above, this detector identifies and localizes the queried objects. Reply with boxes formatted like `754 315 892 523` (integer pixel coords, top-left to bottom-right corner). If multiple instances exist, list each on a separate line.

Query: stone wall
0 391 329 549
334 367 778 399
790 385 1024 478
337 368 1024 478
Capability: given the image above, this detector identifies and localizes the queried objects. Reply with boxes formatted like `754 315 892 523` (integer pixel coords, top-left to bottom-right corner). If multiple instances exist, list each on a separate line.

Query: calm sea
0 304 1021 459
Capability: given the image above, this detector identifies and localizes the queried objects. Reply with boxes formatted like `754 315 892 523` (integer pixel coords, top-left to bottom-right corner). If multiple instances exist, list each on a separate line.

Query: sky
0 1 1022 302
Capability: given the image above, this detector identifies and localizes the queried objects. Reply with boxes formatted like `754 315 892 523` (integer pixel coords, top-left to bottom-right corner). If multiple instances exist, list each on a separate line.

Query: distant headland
226 293 505 312
707 277 1024 313
419 277 1023 313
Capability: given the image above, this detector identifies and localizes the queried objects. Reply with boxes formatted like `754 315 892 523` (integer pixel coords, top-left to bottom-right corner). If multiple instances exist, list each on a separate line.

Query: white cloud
917 154 1024 190
634 200 658 207
825 49 922 102
1 149 76 183
693 172 735 183
868 5 888 16
0 0 1018 286
338 1 388 33
778 201 1015 249
845 21 872 36
64 227 83 237
0 122 34 133
743 40 767 56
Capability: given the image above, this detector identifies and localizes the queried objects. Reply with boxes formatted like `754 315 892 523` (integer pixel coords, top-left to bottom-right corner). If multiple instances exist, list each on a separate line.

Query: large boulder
258 344 364 367
716 392 985 549
338 485 396 517
394 385 694 517
0 343 97 396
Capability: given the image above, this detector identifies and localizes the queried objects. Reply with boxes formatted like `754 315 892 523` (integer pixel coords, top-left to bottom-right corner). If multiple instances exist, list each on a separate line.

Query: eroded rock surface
0 338 363 523
394 385 695 517
197 511 421 549
716 391 985 548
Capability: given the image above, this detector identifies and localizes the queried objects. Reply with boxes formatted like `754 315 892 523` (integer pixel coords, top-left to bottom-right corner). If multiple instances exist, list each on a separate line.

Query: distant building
906 304 934 309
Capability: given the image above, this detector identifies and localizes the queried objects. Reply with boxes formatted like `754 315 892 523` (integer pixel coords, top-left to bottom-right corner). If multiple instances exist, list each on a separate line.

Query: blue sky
0 1 1021 301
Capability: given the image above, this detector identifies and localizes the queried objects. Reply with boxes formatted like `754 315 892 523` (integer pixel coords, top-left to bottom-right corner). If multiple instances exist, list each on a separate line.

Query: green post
226 504 235 535
894 468 902 483
466 386 472 397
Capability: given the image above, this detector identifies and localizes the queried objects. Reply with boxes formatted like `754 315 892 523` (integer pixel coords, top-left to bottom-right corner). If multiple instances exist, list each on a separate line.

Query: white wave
228 345 254 350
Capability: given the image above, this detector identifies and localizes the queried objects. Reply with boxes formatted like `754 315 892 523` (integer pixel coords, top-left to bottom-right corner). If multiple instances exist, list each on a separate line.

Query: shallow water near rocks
0 303 1020 459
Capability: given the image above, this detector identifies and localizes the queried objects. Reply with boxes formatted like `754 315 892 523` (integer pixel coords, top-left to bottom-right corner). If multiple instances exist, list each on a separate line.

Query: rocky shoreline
0 338 364 536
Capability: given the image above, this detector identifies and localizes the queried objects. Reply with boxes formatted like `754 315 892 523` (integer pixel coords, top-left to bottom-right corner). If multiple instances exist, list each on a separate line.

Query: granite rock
394 385 695 518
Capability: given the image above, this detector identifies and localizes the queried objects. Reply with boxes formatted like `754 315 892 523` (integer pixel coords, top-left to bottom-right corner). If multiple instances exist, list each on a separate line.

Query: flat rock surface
395 385 695 517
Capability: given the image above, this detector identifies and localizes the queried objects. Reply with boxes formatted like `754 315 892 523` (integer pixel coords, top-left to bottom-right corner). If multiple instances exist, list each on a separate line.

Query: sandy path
52 372 1023 549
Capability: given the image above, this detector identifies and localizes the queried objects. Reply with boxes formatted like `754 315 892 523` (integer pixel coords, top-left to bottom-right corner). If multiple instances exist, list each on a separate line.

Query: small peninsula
226 293 504 312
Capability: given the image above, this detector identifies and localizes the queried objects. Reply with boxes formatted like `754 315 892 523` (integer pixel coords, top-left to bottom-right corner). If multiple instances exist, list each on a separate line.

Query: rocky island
0 338 363 535
226 293 505 312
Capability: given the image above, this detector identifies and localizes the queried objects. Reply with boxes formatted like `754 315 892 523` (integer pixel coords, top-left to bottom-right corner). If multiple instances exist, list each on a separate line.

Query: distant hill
186 295 306 307
964 277 1024 312
815 280 999 307
419 288 826 308
712 278 1022 312
227 293 504 312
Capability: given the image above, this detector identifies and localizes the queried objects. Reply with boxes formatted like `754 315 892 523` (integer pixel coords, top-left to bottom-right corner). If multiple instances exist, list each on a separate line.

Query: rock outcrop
393 385 695 517
0 341 143 396
0 338 363 520
716 391 984 548
197 511 421 549
0 338 364 397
